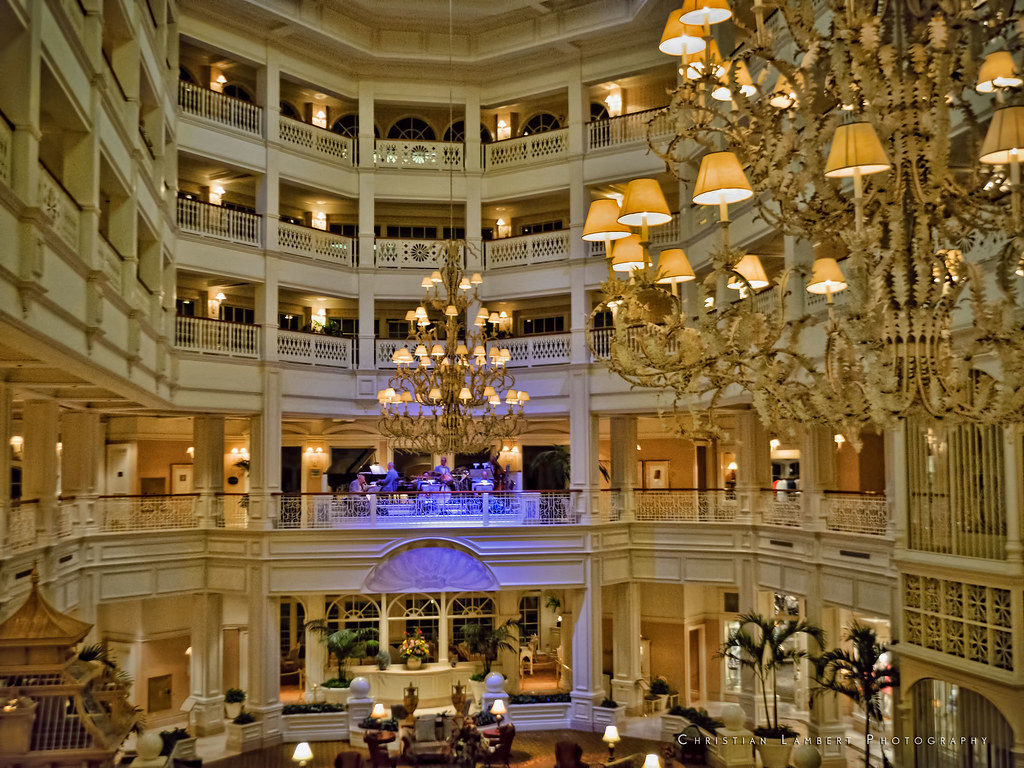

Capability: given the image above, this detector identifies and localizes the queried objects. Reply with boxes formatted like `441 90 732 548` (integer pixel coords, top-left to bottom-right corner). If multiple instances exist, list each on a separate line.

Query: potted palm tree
304 621 378 703
719 612 824 768
459 619 519 703
813 622 898 768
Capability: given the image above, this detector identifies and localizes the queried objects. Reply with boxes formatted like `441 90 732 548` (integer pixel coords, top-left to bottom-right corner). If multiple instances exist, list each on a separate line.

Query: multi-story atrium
1 0 1022 766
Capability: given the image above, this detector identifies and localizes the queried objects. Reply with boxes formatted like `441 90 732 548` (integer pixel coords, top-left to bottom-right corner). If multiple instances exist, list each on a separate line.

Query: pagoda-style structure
0 569 138 766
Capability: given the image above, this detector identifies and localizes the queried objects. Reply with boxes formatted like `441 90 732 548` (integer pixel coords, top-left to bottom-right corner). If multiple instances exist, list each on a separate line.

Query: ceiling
318 0 602 33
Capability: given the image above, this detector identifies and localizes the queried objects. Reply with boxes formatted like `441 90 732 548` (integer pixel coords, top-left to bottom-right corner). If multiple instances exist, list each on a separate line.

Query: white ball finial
136 732 164 760
792 744 822 768
349 676 371 698
484 672 505 693
721 704 745 730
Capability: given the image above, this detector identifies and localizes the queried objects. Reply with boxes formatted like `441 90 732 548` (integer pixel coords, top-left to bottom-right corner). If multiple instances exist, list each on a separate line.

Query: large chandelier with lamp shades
377 240 528 455
589 0 1024 443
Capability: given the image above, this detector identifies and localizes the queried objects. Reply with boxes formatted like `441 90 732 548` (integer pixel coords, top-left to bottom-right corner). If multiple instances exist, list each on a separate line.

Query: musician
381 461 400 492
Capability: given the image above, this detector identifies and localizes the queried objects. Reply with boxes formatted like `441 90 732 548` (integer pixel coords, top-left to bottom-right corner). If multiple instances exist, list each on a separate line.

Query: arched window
387 117 436 141
222 83 252 103
443 121 493 143
279 597 306 657
521 112 562 136
910 679 1013 768
590 102 610 121
178 66 197 85
325 595 381 633
279 101 301 120
388 594 440 659
331 114 379 138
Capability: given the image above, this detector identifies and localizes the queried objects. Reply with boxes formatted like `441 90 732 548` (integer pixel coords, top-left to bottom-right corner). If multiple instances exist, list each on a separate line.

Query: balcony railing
490 333 571 367
375 238 462 269
175 316 261 358
275 491 579 528
590 327 612 359
6 500 38 552
0 113 11 187
588 214 679 256
278 222 354 265
98 494 199 531
177 197 261 247
823 491 889 536
376 338 402 368
586 106 672 151
178 80 263 136
375 139 463 170
98 236 123 286
632 489 738 522
484 128 568 169
278 116 353 164
758 489 803 527
278 330 353 368
38 163 80 249
484 231 570 269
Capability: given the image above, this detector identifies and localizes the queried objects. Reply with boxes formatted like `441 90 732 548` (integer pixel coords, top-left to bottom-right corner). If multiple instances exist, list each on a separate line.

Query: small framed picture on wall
643 460 669 490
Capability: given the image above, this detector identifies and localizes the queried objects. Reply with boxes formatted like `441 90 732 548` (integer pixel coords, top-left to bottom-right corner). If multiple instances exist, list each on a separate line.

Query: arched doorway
910 679 1014 768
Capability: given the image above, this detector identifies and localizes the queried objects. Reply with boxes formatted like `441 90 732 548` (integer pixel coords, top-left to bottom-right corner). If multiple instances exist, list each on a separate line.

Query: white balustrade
375 238 461 269
177 197 261 246
278 222 354 265
0 115 11 187
275 491 578 528
758 489 803 527
98 494 199 531
633 490 738 521
824 492 889 536
484 231 570 268
278 116 353 164
175 316 261 358
374 139 463 170
589 327 613 360
650 215 679 245
177 80 263 135
38 163 80 248
6 501 37 552
484 128 568 169
56 499 77 539
278 330 353 368
751 284 781 315
216 494 249 529
98 236 122 286
586 107 671 150
489 334 571 367
376 338 402 368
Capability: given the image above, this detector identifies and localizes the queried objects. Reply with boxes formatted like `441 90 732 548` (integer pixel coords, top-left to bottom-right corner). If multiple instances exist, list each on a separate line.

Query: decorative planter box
506 702 571 731
282 712 350 742
169 737 198 761
660 713 687 742
592 704 625 731
226 721 263 753
320 687 350 705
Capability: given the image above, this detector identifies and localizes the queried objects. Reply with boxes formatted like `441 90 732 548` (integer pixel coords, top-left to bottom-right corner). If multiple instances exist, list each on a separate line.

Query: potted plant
223 689 245 719
375 649 391 670
459 619 518 703
719 612 824 768
399 628 430 669
592 697 624 730
813 622 898 768
225 711 261 752
649 676 671 711
305 621 378 701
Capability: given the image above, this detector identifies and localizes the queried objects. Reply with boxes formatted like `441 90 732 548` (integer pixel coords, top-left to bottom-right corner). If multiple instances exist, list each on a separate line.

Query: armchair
554 741 588 768
482 724 515 768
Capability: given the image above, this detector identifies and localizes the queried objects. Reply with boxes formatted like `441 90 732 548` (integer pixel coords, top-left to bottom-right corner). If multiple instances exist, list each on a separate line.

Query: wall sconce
604 89 623 117
726 461 738 471
209 291 226 317
769 438 781 451
9 435 23 458
305 446 327 470
211 74 227 92
185 646 192 656
496 119 511 141
495 218 512 239
834 434 846 447
230 447 250 461
312 108 328 129
312 211 327 231
56 442 62 452
186 446 195 459
209 185 225 206
311 307 327 332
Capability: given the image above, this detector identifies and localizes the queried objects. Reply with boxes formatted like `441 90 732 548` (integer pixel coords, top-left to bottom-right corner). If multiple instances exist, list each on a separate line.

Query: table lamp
602 725 621 760
643 754 661 768
490 698 507 725
370 701 388 729
292 742 313 767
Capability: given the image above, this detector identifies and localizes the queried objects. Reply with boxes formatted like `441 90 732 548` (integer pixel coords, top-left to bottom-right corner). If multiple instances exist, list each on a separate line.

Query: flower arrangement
398 629 429 660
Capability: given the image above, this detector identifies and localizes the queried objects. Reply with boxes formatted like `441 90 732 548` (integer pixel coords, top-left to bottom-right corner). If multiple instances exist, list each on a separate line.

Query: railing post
482 492 490 526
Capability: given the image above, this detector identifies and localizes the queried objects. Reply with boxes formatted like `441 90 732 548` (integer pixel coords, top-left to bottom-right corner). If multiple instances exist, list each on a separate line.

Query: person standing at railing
381 462 399 492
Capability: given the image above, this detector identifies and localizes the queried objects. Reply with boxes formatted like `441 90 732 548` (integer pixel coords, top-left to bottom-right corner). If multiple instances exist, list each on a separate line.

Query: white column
801 425 838 530
358 273 376 370
734 411 770 521
0 384 10 544
190 592 225 736
357 84 375 171
464 88 482 174
609 415 637 520
569 557 604 731
248 372 282 529
22 400 59 541
254 246 279 363
247 565 283 745
566 61 587 158
783 236 812 320
303 594 327 692
569 377 599 521
495 592 519 691
1003 425 1022 563
193 416 225 527
610 581 642 712
804 593 846 768
60 411 102 536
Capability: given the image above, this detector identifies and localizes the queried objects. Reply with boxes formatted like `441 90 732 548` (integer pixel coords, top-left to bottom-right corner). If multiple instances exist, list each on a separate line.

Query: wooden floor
206 728 670 768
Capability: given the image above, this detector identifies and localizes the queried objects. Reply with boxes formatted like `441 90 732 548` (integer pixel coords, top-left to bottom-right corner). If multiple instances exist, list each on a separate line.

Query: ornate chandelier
376 241 528 454
590 0 1024 442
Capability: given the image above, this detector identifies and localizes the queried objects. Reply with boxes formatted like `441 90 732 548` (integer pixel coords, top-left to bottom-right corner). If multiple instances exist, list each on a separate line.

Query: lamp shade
430 271 442 283
656 248 695 283
428 387 441 400
824 122 891 178
726 254 769 290
445 304 458 316
405 309 416 321
734 60 757 96
659 11 706 56
421 276 433 289
806 257 848 295
980 105 1024 164
458 387 472 401
617 179 673 226
679 0 731 25
431 344 444 357
692 151 753 206
292 742 313 764
642 755 662 768
413 344 428 357
371 702 387 719
471 272 483 285
977 51 1022 93
610 234 646 271
603 725 621 745
490 699 507 716
582 199 631 241
769 74 796 108
681 39 724 80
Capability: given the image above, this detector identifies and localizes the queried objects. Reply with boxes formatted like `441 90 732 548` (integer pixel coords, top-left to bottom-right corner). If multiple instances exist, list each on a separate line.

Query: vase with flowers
399 629 430 669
